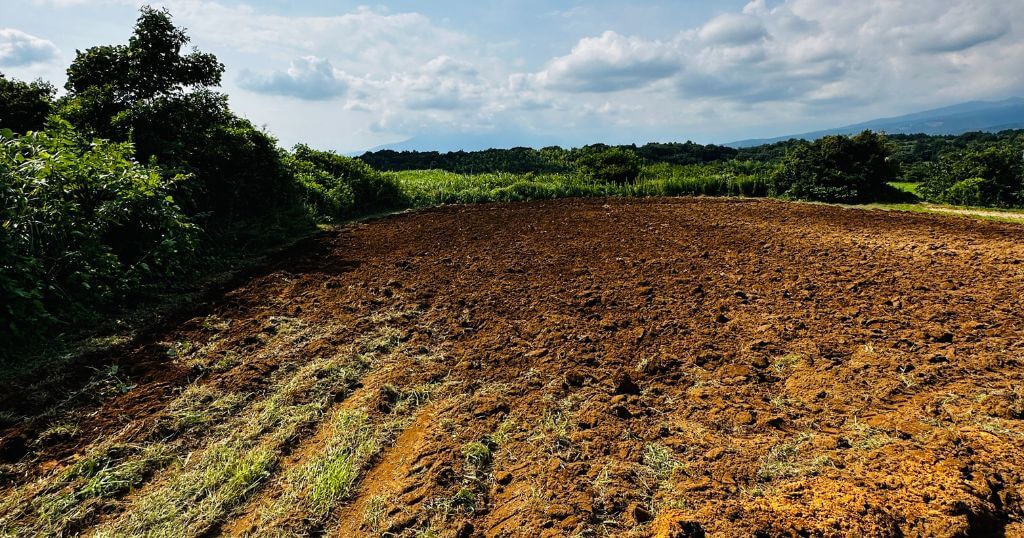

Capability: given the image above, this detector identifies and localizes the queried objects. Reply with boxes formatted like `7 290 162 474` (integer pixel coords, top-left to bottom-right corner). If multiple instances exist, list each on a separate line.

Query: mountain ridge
727 97 1024 147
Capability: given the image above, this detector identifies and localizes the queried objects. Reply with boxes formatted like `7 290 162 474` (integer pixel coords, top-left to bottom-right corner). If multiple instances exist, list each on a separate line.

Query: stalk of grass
92 347 374 537
249 384 436 536
0 321 334 536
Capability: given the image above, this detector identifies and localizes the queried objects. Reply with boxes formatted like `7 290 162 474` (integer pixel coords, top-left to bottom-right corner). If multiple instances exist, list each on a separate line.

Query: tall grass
393 161 772 208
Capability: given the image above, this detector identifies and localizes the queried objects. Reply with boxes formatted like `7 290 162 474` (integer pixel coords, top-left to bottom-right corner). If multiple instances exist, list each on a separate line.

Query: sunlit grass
393 162 771 208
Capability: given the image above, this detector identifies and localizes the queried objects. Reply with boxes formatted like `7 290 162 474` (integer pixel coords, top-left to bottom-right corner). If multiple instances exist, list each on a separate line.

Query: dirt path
922 203 1024 221
1 198 1023 537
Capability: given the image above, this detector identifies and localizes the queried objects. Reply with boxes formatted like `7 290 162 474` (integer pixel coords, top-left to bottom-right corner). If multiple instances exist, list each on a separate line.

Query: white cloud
0 28 59 67
697 13 767 46
530 31 680 92
238 56 349 100
521 0 1023 111
39 0 1019 149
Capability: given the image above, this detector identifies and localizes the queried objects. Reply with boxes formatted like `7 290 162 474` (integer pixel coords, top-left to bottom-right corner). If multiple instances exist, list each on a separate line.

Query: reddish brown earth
2 197 1024 537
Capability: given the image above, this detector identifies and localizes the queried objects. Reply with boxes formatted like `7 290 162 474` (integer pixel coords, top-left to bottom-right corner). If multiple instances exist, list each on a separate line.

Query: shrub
0 74 55 134
290 144 406 219
0 123 196 345
772 131 896 203
575 147 642 184
943 177 986 206
918 145 1023 207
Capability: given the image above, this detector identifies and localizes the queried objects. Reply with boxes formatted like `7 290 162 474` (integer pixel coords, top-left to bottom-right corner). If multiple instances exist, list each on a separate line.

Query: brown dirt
2 197 1024 537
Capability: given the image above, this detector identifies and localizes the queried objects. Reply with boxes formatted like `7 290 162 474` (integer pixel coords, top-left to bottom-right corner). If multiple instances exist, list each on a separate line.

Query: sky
2 0 1023 152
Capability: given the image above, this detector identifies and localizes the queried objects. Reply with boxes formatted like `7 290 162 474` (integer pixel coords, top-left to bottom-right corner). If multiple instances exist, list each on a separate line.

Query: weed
164 385 246 433
34 422 79 446
771 353 803 376
166 340 195 358
462 441 493 470
847 417 894 450
757 432 833 481
363 494 388 532
361 327 402 354
641 443 679 482
452 487 477 511
487 417 517 447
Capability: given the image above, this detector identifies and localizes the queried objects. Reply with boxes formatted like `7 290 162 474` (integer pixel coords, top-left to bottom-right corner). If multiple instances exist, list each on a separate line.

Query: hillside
729 98 1024 147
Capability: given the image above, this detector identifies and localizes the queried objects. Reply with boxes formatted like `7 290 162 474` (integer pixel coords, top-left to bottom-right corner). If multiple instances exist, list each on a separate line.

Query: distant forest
358 130 1024 175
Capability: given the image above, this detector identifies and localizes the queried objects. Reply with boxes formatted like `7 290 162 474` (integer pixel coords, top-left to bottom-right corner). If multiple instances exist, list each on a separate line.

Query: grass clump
462 441 493 470
757 432 834 481
305 411 380 517
92 348 371 537
363 494 389 533
0 443 175 536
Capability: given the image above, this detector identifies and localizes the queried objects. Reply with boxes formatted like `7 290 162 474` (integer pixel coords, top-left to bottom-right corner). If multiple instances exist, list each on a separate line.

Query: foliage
0 74 55 134
358 141 738 175
917 144 1024 207
394 161 769 208
290 144 406 220
943 177 987 206
772 131 897 203
575 146 642 184
0 123 195 345
63 6 223 139
60 7 300 226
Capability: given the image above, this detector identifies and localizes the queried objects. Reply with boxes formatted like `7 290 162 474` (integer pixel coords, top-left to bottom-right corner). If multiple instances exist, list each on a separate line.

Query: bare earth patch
1 197 1023 537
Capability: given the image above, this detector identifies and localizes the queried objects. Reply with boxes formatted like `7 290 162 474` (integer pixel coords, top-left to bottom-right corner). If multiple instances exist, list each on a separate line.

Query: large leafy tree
0 73 55 134
63 6 223 139
59 6 299 224
772 131 897 203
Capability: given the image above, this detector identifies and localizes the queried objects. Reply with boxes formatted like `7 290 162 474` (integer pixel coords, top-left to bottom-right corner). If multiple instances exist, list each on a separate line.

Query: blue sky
2 0 1023 152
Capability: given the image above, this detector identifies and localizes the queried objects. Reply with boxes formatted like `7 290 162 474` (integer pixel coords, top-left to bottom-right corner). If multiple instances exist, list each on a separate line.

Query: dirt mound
1 197 1023 537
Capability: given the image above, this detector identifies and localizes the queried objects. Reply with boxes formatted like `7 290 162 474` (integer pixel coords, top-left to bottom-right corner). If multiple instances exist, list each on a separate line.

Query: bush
0 74 55 134
290 144 406 220
575 147 642 184
772 131 896 203
917 145 1023 207
83 90 300 225
943 177 986 206
0 123 196 344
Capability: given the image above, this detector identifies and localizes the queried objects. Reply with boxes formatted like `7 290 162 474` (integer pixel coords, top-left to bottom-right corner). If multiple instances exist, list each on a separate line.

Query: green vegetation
394 160 770 208
0 7 401 365
772 131 898 203
0 75 55 134
917 144 1024 207
1 123 196 341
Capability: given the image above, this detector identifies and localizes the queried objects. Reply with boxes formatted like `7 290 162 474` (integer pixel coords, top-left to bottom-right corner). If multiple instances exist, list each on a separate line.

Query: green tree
60 6 301 225
772 131 896 203
575 146 642 184
62 6 222 138
917 145 1024 207
0 74 55 134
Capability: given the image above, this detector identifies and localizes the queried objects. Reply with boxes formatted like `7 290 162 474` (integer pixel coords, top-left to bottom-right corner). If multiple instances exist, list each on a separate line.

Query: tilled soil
2 197 1024 537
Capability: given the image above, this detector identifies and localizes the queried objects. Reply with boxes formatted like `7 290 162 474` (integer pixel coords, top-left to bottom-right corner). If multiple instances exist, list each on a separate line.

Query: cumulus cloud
238 56 349 100
532 31 680 92
697 13 767 46
523 0 1023 112
67 0 1021 150
0 28 59 67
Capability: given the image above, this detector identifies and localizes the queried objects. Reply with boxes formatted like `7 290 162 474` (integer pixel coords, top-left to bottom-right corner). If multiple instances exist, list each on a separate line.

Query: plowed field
2 198 1023 537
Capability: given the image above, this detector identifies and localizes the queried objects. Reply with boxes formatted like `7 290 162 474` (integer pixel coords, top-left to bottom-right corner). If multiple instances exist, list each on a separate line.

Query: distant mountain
728 97 1024 147
363 131 566 154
